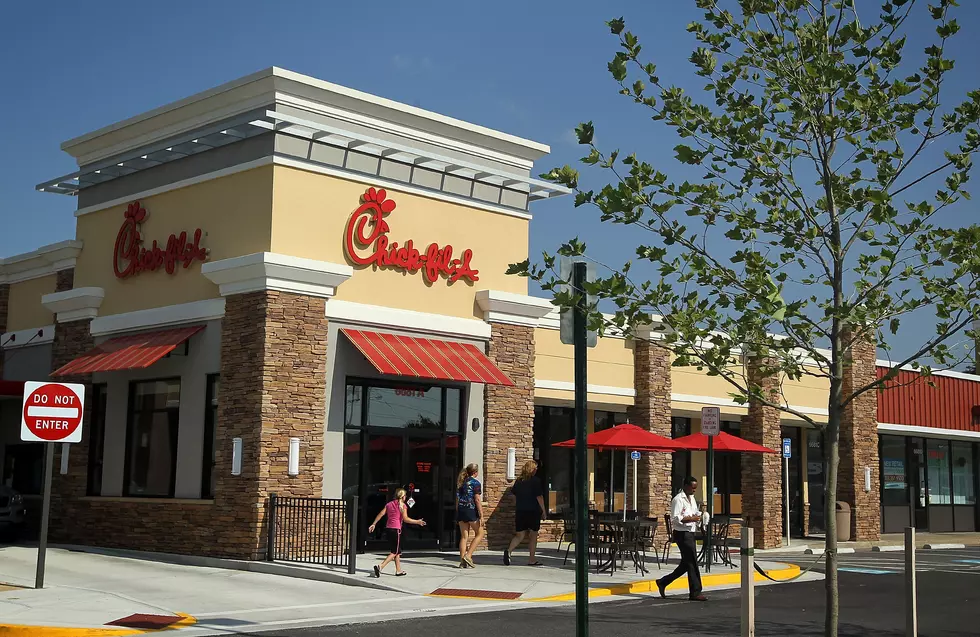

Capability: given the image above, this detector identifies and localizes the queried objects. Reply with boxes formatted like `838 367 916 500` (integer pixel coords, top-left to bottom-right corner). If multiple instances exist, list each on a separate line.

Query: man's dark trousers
659 530 702 597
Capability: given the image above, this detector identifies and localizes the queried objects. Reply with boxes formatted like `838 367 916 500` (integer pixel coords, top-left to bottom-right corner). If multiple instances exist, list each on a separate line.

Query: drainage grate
430 588 522 600
106 613 184 629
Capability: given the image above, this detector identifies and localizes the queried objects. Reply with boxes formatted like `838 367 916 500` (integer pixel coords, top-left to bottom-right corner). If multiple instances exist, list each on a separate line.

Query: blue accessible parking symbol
630 450 641 461
782 438 792 458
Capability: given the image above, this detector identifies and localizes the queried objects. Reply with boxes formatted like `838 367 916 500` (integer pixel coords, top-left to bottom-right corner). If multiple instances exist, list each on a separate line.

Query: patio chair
661 512 674 563
638 517 661 571
560 507 577 565
589 519 618 575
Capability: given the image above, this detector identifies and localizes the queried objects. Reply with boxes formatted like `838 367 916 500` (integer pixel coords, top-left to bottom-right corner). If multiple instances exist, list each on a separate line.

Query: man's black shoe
504 550 511 566
690 594 708 602
656 579 667 598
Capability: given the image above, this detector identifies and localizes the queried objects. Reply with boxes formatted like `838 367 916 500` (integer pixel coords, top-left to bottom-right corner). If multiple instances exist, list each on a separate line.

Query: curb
524 563 804 602
0 613 196 637
923 543 967 550
804 548 855 555
871 545 904 552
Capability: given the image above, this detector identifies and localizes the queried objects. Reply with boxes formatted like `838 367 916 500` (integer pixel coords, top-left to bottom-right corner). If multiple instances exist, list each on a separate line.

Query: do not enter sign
21 381 86 443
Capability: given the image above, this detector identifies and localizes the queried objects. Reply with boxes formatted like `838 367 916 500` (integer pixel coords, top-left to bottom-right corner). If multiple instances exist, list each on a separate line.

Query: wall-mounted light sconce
288 437 300 476
471 417 481 432
506 447 516 481
232 437 242 476
864 466 872 493
59 443 70 475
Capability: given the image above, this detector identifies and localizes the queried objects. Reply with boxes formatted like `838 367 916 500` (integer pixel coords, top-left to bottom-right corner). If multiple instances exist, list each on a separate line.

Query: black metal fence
266 494 358 574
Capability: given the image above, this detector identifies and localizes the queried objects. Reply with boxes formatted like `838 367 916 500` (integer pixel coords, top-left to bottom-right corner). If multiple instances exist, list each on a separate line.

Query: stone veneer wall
839 329 880 541
52 287 329 559
213 290 328 559
0 282 8 378
629 338 672 518
741 358 784 549
483 322 535 549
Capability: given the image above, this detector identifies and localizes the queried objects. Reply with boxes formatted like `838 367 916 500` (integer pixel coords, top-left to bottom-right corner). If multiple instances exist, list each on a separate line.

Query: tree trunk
824 376 843 637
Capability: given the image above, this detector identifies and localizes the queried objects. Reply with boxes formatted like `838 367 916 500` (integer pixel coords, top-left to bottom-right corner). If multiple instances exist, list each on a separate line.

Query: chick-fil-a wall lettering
113 201 208 279
344 188 479 284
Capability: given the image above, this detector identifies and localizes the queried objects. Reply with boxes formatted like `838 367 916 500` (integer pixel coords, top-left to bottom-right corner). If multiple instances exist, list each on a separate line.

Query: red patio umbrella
552 423 679 518
669 430 778 453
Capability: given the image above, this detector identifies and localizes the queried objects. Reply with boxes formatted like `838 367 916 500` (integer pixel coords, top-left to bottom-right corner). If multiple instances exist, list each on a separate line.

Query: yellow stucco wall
5 275 56 331
73 166 274 316
534 328 634 389
270 165 529 320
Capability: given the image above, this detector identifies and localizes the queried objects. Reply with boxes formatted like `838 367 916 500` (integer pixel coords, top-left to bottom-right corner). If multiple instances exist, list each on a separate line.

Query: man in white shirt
655 476 707 601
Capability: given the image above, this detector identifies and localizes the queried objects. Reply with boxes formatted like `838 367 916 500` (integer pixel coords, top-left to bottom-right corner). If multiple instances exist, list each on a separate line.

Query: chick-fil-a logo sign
344 188 479 284
113 201 209 279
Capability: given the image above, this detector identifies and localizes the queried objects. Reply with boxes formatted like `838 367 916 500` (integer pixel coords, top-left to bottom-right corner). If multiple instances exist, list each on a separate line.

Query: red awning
51 325 205 377
341 328 513 386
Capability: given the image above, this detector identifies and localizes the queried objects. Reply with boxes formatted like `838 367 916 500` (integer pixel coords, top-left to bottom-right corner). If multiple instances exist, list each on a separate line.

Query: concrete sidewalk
0 544 818 635
751 531 980 555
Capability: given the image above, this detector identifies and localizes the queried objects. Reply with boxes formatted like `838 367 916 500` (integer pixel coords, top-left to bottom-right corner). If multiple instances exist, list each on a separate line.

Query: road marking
953 560 980 565
838 567 894 575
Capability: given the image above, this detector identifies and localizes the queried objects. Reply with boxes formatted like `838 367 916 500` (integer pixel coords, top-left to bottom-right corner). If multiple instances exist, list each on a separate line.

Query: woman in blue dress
456 463 484 568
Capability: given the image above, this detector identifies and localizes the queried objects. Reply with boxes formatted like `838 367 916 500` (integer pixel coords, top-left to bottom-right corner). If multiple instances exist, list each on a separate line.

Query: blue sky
2 1 978 362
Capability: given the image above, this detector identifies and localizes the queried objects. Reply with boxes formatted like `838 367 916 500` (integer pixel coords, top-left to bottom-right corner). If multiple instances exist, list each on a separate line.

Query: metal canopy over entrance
36 109 571 210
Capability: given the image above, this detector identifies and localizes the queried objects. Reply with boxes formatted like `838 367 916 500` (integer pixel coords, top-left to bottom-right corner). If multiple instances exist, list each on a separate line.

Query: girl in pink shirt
368 488 426 577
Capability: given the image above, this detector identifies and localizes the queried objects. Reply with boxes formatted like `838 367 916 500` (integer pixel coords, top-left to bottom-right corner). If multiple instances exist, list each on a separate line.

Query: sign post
701 407 720 573
21 381 85 590
782 438 792 547
571 260 591 637
631 450 640 514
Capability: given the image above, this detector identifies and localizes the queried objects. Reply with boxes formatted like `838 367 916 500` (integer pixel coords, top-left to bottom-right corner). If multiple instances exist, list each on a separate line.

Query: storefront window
344 385 364 428
124 379 181 497
201 375 219 499
880 435 908 506
927 439 951 505
2 443 44 495
807 429 826 534
366 386 443 429
86 384 108 496
716 421 742 514
445 388 461 433
532 406 575 514
671 417 692 497
952 442 976 505
593 411 628 511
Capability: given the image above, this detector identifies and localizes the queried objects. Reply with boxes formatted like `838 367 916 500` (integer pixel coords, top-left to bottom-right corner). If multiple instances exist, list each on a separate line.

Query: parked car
0 485 25 540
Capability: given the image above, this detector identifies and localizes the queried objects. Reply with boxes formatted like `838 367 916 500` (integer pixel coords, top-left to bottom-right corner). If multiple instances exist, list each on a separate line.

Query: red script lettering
344 188 479 284
113 201 208 279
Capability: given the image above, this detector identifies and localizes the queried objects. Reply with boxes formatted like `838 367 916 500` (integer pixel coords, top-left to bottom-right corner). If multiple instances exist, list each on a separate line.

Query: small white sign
21 381 86 444
701 406 721 436
406 497 416 509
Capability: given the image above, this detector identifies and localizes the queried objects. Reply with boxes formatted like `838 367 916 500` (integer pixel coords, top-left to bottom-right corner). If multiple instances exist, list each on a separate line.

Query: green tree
511 1 980 634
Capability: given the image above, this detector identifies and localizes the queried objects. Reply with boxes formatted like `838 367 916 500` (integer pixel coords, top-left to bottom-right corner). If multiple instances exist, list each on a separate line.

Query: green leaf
576 121 595 145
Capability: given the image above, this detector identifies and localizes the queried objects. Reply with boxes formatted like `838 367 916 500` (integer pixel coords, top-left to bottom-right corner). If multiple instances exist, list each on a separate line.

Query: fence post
347 496 358 575
741 526 755 637
266 493 278 562
905 527 917 637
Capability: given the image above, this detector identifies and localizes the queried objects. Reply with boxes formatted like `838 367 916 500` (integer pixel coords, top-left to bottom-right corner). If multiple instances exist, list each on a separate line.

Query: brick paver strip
430 588 522 600
106 613 183 629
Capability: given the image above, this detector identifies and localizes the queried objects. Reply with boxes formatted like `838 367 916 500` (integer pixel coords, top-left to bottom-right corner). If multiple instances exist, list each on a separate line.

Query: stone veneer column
483 322 535 549
741 357 784 549
0 282 8 379
46 269 99 540
213 290 327 559
629 334 672 518
839 328 880 541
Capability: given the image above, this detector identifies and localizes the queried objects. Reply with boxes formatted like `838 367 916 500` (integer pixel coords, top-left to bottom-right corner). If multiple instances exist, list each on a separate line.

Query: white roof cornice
0 240 82 285
59 67 551 169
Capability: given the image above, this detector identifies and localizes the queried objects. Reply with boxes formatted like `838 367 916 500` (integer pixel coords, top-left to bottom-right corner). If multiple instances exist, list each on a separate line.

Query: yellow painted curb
526 563 803 602
0 612 196 636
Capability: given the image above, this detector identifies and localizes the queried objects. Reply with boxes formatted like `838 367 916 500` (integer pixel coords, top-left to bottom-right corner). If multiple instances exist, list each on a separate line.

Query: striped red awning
341 328 513 386
51 325 205 377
